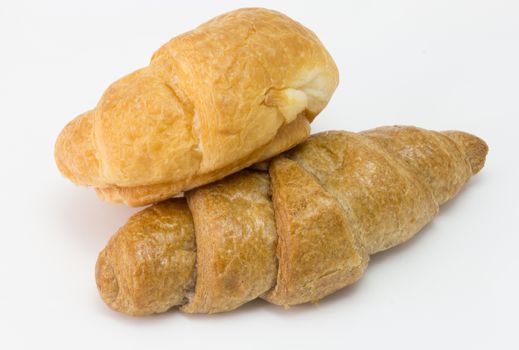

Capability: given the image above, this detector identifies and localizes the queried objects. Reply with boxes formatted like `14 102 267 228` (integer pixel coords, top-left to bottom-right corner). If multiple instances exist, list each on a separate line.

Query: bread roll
55 8 339 206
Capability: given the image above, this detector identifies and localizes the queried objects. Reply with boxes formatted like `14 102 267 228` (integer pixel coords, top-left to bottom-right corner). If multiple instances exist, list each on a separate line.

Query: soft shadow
96 281 367 323
94 298 271 325
95 299 186 325
53 185 140 254
181 299 273 320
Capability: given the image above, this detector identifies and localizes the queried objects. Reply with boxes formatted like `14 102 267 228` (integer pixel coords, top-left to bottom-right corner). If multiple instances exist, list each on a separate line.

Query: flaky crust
182 171 278 313
55 8 339 206
95 126 488 315
263 157 368 305
95 200 196 315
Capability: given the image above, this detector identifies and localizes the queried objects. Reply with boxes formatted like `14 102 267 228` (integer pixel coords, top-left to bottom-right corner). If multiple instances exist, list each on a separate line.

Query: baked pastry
54 8 339 206
95 126 488 315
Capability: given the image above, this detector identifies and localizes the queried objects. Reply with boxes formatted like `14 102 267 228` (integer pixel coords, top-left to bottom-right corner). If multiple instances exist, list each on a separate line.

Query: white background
0 1 518 349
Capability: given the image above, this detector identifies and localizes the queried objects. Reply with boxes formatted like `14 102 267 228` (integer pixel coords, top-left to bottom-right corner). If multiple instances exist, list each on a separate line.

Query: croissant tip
443 130 489 175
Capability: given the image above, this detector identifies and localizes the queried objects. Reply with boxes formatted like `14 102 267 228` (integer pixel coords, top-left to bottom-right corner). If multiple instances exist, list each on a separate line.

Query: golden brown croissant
54 8 339 207
95 126 488 315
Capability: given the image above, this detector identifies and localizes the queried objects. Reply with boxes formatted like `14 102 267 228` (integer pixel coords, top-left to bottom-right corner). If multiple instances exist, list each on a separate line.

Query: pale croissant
54 8 339 206
95 126 488 315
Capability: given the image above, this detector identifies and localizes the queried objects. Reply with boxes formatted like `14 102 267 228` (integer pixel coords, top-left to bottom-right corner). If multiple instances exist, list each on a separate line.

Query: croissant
54 8 339 207
95 126 488 315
